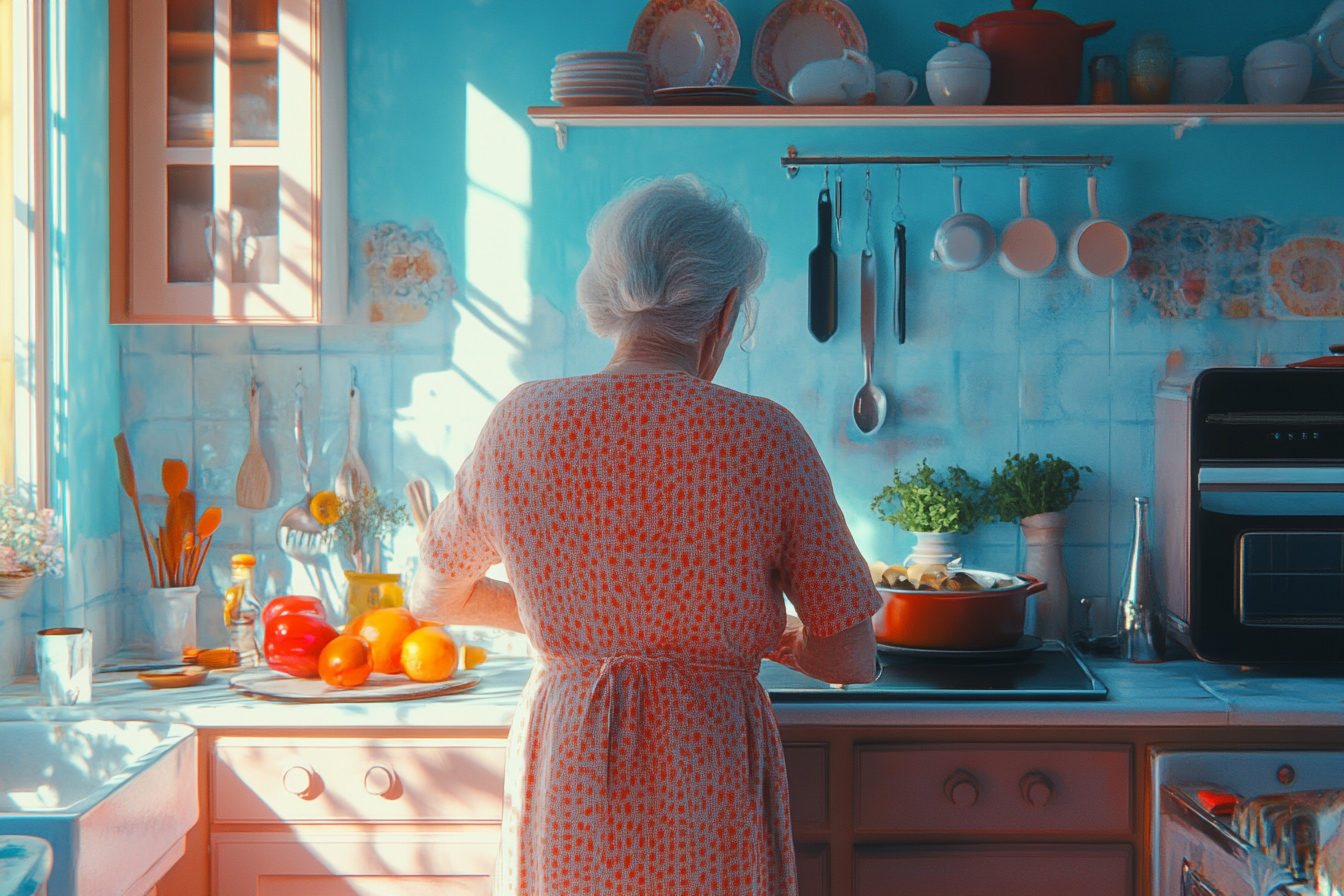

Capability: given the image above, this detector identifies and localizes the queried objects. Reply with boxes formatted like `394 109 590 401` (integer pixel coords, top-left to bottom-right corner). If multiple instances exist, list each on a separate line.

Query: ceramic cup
875 69 918 105
36 627 93 705
1171 56 1232 104
932 175 995 272
1243 39 1313 104
1068 175 1130 280
999 174 1058 278
788 50 875 105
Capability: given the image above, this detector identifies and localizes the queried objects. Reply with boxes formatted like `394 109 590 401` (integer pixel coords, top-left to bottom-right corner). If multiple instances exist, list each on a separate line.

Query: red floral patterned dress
422 372 881 896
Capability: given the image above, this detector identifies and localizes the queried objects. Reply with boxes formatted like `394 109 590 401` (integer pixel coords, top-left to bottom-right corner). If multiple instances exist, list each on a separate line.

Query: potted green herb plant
987 452 1090 640
871 459 990 567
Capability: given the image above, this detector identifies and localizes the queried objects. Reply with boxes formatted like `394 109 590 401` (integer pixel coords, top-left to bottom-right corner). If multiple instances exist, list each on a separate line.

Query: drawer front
213 737 507 823
214 831 496 896
795 843 829 896
784 744 829 830
854 845 1132 896
855 743 1131 836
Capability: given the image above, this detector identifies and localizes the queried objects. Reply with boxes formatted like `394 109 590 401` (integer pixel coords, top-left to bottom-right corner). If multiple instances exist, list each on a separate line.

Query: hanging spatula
235 376 272 510
808 184 837 342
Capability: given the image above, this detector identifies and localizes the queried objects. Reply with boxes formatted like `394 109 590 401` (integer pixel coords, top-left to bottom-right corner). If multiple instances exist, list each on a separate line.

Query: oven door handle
1182 860 1224 896
1198 466 1344 493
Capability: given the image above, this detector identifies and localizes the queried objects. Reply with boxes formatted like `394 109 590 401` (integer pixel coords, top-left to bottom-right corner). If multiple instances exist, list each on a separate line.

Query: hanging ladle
854 168 887 435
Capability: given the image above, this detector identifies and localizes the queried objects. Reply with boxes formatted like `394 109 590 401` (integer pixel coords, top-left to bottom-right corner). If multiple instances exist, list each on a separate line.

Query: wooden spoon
187 507 222 585
114 433 158 587
235 377 272 510
163 464 190 585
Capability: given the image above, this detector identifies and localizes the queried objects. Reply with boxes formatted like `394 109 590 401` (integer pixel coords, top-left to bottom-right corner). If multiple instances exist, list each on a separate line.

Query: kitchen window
3 0 49 496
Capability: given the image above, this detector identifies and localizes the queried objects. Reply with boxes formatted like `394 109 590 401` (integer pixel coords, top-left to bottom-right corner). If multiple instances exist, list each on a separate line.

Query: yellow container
343 571 403 620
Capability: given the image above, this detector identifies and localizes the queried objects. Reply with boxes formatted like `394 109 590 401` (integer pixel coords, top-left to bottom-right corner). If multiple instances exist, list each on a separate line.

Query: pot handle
933 21 965 40
1019 574 1049 597
1080 20 1116 39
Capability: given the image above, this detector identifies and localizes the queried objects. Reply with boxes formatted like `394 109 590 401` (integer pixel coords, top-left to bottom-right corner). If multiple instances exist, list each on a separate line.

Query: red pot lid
966 0 1085 27
1287 345 1344 368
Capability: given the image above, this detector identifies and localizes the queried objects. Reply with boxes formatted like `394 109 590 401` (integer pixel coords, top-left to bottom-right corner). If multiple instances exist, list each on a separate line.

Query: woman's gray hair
577 175 767 346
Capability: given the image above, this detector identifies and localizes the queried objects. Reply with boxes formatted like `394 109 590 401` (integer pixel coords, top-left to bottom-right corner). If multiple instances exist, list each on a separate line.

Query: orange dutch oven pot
935 0 1115 105
873 572 1048 650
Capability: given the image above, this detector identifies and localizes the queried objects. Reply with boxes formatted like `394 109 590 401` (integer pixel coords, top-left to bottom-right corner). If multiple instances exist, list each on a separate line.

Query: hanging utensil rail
782 146 1112 178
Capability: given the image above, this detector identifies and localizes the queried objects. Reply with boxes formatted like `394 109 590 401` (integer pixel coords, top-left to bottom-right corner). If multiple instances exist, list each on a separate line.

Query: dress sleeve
419 446 501 582
773 411 883 639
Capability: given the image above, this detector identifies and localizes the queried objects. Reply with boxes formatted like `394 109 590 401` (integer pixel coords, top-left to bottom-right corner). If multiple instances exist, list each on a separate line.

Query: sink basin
0 721 197 896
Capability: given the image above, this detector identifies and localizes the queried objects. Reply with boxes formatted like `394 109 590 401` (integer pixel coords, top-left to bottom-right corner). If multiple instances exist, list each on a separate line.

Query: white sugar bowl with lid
926 41 991 106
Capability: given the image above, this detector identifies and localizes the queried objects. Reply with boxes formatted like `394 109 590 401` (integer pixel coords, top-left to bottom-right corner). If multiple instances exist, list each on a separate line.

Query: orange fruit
462 645 488 670
318 634 373 688
344 607 420 675
400 626 459 683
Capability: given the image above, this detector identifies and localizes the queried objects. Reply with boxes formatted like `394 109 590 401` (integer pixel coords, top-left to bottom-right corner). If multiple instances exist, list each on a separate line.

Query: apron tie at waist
549 654 760 860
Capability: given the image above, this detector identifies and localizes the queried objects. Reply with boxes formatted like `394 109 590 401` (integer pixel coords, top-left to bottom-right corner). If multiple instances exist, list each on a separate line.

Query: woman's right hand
768 614 877 685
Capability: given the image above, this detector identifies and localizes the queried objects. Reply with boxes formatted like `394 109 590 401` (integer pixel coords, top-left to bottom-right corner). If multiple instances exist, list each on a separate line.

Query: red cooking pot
935 0 1115 105
872 571 1048 650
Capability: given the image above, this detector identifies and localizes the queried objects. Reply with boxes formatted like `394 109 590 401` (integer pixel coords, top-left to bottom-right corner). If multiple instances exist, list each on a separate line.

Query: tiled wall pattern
64 0 1344 661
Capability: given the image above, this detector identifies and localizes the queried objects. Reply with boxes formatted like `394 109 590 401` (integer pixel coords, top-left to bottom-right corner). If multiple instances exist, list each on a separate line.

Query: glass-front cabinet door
117 0 345 324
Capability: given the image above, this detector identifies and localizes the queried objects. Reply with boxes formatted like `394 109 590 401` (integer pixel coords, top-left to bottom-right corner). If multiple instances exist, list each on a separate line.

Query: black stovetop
761 641 1108 701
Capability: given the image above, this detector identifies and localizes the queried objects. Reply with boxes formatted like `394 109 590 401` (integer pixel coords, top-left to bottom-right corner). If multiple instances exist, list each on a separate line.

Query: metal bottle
1117 496 1166 662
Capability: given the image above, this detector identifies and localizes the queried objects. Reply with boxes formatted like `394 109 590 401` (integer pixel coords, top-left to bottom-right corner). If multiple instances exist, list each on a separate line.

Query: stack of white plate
1307 78 1344 103
551 51 649 106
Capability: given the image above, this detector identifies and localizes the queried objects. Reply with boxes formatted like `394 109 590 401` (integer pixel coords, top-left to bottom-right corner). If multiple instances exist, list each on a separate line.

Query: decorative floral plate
628 0 740 90
751 0 867 102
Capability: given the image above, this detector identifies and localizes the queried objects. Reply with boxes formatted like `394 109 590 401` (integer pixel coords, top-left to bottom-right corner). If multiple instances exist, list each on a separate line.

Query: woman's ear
718 287 740 339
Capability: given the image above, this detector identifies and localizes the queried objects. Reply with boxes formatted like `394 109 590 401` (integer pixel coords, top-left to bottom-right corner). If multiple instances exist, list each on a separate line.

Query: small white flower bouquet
0 484 64 579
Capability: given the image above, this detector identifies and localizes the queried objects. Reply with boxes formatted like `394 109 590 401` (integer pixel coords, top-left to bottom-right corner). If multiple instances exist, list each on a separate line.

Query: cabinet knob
1020 771 1055 808
943 769 981 807
364 765 398 798
282 766 316 798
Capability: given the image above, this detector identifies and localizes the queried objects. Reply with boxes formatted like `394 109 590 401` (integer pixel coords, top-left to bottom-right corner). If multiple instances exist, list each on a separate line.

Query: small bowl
138 665 210 689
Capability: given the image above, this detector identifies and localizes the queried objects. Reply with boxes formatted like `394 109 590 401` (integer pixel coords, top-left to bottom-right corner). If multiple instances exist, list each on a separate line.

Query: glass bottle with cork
223 553 262 666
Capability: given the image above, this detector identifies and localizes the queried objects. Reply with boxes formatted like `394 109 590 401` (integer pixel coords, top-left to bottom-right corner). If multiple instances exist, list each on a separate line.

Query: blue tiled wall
105 0 1344 649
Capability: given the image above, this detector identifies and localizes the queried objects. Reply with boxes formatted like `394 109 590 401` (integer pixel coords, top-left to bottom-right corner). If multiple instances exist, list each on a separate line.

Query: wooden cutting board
228 669 482 703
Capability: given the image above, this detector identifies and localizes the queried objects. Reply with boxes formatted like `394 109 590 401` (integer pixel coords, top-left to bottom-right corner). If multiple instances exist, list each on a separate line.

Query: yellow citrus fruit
344 607 420 675
462 645 487 670
400 626 459 683
310 490 343 525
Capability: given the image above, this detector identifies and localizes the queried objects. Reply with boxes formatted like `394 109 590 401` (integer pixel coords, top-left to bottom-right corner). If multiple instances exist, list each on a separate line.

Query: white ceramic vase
1021 512 1069 641
903 531 962 568
144 586 200 659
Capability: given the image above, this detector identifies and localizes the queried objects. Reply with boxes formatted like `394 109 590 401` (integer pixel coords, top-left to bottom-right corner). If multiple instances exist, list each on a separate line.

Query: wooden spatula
114 433 158 587
235 377 272 510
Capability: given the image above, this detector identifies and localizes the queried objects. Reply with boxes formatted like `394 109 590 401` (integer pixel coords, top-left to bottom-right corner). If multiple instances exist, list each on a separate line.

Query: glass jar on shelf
1127 33 1174 104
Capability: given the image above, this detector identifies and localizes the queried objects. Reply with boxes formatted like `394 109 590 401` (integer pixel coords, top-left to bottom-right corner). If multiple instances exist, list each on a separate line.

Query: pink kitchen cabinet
210 736 506 894
853 844 1132 896
109 0 346 324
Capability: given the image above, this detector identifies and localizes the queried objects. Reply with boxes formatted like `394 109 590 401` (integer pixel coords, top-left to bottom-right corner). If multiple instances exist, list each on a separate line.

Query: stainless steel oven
1153 750 1344 896
1155 365 1344 664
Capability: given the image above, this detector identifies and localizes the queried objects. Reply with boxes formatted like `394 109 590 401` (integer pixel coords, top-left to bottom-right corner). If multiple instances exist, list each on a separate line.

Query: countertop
1 655 1342 730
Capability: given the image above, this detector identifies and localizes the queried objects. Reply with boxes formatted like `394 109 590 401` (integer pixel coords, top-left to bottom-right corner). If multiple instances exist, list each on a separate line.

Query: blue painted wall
110 0 1344 648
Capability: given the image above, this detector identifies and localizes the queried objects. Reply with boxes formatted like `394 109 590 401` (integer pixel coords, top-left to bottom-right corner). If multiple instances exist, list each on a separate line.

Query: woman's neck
601 334 701 377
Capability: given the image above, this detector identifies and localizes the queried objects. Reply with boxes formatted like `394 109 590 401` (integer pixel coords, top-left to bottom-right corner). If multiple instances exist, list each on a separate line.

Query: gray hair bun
578 175 767 346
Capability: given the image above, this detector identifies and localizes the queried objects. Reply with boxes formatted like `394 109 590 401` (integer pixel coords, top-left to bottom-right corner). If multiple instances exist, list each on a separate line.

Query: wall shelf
527 103 1344 147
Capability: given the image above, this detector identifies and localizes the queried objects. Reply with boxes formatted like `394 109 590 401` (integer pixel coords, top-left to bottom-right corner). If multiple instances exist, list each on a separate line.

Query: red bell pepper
261 594 326 628
264 613 338 679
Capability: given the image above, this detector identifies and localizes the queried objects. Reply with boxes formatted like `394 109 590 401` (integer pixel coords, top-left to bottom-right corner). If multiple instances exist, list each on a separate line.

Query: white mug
1171 56 1232 104
36 627 93 705
876 69 918 105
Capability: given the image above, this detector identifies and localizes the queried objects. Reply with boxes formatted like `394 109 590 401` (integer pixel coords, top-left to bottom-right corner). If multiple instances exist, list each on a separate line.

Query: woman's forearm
409 565 527 633
768 615 878 684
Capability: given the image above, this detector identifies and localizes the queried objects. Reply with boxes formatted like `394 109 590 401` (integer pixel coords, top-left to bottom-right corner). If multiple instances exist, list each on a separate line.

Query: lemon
310 490 343 525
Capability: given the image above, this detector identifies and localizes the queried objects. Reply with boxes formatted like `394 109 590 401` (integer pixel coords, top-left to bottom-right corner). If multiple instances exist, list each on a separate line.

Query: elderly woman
413 176 880 896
